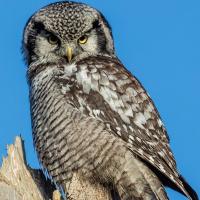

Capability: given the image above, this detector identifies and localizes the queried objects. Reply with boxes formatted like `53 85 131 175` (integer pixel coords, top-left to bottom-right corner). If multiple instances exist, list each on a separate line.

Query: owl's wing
56 55 192 199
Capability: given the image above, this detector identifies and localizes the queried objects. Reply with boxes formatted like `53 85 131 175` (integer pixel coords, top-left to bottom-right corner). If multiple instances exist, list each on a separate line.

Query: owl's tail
114 151 169 200
134 157 170 200
141 158 199 200
179 175 199 200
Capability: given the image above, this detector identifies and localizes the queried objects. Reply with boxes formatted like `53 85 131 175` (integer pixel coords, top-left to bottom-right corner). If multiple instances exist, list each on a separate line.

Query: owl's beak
67 47 72 63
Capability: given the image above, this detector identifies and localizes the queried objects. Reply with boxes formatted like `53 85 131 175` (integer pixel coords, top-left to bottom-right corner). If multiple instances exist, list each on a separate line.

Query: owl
22 2 198 200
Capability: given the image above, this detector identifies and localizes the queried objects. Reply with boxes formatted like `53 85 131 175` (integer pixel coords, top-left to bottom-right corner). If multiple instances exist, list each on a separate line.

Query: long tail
179 175 199 200
134 158 169 200
114 151 169 200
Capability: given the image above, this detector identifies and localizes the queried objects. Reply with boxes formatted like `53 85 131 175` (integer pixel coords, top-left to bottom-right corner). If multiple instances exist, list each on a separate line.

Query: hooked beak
67 47 72 63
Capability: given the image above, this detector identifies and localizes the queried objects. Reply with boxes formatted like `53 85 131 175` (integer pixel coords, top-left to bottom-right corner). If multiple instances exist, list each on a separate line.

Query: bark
66 172 112 200
0 136 112 200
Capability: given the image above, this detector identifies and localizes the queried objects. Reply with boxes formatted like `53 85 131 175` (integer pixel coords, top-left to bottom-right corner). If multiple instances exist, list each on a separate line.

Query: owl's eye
48 35 59 44
78 35 88 44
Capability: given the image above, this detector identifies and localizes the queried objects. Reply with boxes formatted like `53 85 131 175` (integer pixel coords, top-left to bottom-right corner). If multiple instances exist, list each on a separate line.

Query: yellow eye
48 35 58 44
78 35 88 44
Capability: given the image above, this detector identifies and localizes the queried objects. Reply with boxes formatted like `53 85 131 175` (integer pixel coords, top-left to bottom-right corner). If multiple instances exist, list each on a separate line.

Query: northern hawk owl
22 1 198 200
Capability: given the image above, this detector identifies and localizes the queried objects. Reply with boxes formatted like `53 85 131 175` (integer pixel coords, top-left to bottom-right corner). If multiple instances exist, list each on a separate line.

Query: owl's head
22 1 115 66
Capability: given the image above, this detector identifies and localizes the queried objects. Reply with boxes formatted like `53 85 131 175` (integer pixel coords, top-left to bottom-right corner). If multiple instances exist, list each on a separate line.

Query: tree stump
0 136 55 200
0 136 113 200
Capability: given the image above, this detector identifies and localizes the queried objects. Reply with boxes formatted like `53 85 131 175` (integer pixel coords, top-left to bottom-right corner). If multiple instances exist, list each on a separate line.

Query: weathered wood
0 136 113 200
66 173 112 200
0 136 55 200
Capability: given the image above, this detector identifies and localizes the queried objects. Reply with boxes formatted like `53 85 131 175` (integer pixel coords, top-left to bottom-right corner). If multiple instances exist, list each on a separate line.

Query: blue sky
0 0 199 199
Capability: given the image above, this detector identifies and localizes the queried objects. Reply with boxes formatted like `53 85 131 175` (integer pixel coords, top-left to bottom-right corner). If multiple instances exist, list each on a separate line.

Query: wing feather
56 55 191 199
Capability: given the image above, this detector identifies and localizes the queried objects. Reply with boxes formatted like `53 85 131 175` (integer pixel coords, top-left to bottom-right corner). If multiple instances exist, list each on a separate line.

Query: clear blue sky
0 0 199 199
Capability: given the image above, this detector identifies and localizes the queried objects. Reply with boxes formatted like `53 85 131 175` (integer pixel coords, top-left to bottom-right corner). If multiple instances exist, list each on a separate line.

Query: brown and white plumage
22 1 198 200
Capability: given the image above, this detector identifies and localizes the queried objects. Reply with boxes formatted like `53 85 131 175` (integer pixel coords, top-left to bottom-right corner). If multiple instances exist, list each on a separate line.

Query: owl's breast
29 65 79 165
28 64 118 186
